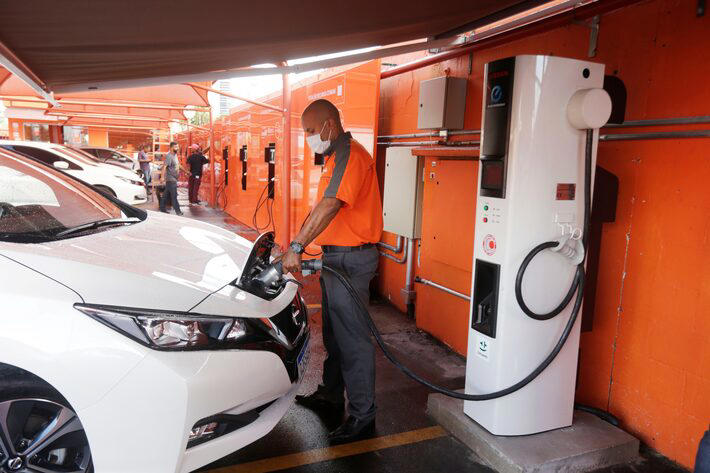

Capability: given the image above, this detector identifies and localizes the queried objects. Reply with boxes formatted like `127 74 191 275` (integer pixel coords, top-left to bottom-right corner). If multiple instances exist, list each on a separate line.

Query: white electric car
0 147 310 473
0 141 147 205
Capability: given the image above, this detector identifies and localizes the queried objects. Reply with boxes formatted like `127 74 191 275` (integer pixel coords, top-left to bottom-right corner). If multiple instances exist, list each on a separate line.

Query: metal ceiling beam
0 95 196 111
0 40 58 106
187 83 284 113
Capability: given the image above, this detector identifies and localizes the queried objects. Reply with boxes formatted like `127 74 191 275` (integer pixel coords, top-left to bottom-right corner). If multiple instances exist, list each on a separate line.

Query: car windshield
52 146 100 166
0 149 125 242
67 146 103 164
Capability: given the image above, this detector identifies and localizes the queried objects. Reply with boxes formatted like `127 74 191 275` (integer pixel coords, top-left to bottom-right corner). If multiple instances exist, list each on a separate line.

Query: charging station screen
481 161 504 191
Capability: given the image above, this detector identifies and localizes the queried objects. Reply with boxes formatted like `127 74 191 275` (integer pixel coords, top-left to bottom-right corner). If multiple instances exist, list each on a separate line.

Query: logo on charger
491 85 503 103
476 334 490 361
483 234 497 256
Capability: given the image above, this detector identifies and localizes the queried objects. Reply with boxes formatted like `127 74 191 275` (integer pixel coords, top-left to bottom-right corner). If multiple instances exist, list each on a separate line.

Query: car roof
0 140 60 150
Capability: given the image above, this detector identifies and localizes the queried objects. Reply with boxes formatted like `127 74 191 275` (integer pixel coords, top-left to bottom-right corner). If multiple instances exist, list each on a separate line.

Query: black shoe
175 211 184 216
295 389 344 413
328 416 376 444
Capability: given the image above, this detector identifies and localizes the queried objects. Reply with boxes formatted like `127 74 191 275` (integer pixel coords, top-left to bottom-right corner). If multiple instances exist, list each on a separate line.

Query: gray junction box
417 76 468 129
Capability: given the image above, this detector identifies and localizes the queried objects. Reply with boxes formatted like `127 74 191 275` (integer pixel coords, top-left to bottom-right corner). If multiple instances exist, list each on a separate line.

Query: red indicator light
483 217 488 223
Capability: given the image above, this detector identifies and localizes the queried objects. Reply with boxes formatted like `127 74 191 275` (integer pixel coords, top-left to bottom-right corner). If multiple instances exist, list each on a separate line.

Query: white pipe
404 238 416 297
415 277 471 301
379 237 408 264
377 235 403 253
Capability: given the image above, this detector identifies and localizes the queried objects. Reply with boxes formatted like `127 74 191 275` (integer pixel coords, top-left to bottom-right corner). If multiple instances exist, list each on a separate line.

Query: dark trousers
318 246 379 422
159 181 181 214
188 174 201 203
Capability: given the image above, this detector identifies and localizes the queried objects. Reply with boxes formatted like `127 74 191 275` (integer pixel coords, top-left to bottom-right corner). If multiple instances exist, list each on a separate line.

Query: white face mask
306 122 331 154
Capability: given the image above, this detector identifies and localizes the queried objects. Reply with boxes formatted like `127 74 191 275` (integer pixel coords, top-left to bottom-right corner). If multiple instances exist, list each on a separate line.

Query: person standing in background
159 141 185 215
137 144 152 196
187 143 209 205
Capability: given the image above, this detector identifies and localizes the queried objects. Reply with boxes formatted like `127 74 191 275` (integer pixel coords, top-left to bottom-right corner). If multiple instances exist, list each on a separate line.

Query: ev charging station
465 55 612 435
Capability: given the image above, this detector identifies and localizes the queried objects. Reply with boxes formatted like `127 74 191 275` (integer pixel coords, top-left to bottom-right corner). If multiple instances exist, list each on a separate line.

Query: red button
483 217 488 223
489 241 495 249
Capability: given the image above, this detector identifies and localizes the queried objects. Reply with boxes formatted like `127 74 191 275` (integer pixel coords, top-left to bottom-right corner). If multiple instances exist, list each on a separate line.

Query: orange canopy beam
0 95 200 111
187 83 283 114
46 110 171 122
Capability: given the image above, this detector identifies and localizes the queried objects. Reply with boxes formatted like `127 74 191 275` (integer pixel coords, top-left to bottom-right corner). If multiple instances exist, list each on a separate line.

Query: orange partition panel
221 60 381 252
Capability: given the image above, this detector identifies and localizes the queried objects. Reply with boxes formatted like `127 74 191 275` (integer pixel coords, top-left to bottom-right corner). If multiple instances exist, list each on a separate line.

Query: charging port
471 259 500 338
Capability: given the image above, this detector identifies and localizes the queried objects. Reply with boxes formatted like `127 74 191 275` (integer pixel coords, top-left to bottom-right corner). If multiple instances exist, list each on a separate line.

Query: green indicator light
484 205 489 211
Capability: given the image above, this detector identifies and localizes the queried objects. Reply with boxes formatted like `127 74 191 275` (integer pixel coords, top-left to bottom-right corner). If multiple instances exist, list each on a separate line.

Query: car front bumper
76 333 309 473
113 181 147 204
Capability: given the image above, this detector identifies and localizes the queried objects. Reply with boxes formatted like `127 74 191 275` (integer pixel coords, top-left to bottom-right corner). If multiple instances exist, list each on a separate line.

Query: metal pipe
604 116 710 128
415 277 471 301
281 69 292 249
600 130 710 141
380 0 639 80
209 108 216 207
402 237 418 315
187 83 283 114
378 129 480 140
377 140 481 147
379 237 408 264
404 238 416 291
378 131 439 140
0 39 57 106
377 141 443 147
377 235 403 253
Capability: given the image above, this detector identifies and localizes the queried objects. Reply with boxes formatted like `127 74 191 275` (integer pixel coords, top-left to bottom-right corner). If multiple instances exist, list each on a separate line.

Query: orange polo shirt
314 132 383 247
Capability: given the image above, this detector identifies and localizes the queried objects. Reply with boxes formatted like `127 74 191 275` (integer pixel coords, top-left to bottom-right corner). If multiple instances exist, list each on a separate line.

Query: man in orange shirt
280 99 383 444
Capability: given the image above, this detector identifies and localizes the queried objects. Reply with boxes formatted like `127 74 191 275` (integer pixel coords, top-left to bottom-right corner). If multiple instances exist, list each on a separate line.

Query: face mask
306 122 331 154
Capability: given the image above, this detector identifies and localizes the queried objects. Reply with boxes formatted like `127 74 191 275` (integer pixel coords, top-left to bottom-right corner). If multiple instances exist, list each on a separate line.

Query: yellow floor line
306 304 322 309
206 426 447 473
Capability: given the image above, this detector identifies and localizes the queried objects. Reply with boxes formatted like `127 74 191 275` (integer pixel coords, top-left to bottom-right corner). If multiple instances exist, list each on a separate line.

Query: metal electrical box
417 76 468 129
382 147 423 238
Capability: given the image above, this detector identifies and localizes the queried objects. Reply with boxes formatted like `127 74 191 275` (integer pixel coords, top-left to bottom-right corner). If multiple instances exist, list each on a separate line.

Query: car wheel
0 367 93 473
94 185 116 198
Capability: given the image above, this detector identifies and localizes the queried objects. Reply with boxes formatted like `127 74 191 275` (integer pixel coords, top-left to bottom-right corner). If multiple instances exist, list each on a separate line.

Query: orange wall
377 0 708 469
88 128 108 147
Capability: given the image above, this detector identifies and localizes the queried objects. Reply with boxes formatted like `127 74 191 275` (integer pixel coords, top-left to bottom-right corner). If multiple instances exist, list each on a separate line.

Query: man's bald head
301 99 344 140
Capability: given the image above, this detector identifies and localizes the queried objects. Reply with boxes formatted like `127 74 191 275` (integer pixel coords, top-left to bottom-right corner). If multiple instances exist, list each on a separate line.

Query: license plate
297 335 310 380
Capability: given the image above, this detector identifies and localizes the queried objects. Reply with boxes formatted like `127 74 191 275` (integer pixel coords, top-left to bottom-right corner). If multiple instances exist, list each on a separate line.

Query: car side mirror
53 161 69 170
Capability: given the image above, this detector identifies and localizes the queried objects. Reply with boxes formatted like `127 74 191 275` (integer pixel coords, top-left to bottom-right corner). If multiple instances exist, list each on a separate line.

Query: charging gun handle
301 259 323 275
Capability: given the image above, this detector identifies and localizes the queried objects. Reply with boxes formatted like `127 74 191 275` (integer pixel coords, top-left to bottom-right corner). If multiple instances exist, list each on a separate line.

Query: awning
0 72 209 107
0 0 541 93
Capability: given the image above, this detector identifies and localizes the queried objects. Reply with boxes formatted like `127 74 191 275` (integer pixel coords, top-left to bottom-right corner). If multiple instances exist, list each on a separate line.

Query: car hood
1 212 258 311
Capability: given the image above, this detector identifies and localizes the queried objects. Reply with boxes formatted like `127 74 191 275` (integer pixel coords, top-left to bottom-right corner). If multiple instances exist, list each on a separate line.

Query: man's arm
280 197 342 273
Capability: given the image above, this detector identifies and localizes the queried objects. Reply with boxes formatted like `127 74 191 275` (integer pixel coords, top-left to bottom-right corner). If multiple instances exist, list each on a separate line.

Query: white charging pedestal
464 55 611 436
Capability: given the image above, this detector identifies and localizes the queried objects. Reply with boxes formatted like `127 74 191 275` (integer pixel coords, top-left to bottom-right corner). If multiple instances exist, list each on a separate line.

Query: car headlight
116 176 144 186
74 304 269 350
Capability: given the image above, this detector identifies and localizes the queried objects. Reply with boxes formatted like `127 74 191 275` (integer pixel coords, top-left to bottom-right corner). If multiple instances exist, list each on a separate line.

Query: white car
0 140 147 205
0 147 310 473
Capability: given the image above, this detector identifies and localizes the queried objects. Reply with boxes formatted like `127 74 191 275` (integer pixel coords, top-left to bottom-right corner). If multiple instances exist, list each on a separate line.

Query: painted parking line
206 426 447 473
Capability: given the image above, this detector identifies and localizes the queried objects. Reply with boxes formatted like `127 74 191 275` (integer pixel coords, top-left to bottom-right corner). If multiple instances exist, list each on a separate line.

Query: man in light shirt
159 141 185 215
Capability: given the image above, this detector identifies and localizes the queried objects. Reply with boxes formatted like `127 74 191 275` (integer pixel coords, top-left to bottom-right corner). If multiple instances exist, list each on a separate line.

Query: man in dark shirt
186 144 209 204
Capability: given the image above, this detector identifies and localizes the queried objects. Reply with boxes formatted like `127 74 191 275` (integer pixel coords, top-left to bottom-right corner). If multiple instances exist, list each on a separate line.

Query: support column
281 70 292 249
209 108 216 207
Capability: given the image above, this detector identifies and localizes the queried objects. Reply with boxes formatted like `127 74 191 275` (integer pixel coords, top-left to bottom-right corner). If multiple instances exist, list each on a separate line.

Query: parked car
80 146 137 171
0 140 147 205
0 147 310 473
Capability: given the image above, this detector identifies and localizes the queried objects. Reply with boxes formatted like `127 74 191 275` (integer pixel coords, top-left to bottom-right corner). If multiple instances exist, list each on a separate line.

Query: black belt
321 243 375 254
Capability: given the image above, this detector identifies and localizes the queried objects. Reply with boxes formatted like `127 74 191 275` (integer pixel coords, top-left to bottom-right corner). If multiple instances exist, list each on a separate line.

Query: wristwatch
289 241 305 255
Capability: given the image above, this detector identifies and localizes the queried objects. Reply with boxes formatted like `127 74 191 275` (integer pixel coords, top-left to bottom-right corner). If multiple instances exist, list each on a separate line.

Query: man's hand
281 249 302 274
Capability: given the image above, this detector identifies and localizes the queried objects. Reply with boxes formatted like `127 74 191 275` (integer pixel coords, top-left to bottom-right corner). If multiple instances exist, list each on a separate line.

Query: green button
484 205 489 211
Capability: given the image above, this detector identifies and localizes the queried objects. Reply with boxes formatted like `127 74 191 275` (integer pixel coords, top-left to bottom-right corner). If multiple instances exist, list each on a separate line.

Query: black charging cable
311 129 594 401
